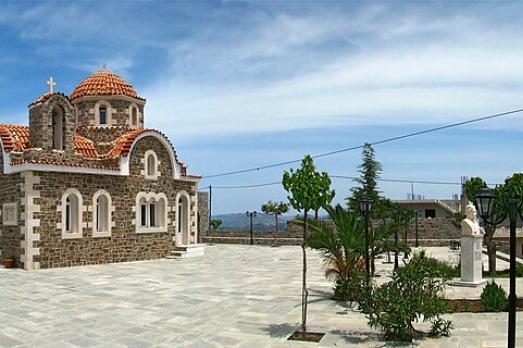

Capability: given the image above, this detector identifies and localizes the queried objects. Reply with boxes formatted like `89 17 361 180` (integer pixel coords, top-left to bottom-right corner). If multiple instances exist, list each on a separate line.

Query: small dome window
132 107 138 126
99 106 107 125
95 101 111 126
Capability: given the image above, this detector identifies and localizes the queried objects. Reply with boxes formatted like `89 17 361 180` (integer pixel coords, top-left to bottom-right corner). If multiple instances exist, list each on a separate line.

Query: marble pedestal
453 235 486 287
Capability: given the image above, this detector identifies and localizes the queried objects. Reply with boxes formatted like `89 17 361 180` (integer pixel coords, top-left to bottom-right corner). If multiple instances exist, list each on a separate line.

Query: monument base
451 278 487 288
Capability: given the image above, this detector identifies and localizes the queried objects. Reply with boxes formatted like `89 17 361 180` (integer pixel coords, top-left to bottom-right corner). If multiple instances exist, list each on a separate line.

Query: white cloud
144 46 523 136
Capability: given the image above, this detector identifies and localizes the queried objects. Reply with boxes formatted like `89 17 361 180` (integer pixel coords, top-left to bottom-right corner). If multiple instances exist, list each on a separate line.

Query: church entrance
176 194 190 246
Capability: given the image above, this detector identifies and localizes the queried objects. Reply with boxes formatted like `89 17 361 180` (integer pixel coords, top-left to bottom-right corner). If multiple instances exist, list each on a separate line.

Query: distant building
393 199 460 219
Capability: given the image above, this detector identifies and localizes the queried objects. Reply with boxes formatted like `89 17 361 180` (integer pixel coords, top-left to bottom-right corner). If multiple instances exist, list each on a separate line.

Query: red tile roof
0 125 194 177
0 125 98 158
70 70 144 100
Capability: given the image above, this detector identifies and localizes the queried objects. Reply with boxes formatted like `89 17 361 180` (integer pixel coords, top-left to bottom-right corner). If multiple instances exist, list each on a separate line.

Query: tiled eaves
0 125 193 176
10 158 120 170
0 125 98 158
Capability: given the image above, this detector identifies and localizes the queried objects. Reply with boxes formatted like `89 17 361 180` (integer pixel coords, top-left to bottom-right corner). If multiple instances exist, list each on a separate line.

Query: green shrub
481 281 508 312
408 251 460 279
358 251 451 342
333 268 366 302
517 264 523 277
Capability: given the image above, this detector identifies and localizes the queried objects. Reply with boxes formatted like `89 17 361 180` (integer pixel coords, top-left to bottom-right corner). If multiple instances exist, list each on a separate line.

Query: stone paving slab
0 245 522 347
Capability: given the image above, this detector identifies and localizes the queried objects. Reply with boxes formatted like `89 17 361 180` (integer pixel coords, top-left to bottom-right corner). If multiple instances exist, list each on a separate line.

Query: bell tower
28 77 75 153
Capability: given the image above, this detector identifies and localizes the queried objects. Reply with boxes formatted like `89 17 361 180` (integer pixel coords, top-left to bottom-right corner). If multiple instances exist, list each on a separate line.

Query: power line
331 175 462 186
198 176 466 190
203 107 523 179
212 181 281 189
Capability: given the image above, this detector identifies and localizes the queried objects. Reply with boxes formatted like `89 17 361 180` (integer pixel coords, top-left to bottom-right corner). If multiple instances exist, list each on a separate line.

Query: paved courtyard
0 245 522 348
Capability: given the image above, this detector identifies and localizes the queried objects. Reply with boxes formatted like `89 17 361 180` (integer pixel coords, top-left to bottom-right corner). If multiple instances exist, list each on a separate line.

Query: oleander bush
358 251 452 342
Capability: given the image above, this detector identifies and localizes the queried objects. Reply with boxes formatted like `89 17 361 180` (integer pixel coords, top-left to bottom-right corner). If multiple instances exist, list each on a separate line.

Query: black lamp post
475 188 520 348
246 211 257 245
414 210 420 247
393 207 400 270
359 197 373 282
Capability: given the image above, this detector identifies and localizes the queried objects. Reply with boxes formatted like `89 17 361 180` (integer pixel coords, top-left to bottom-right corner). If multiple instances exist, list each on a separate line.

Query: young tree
347 143 382 211
347 143 383 274
282 155 335 333
261 201 289 246
209 219 222 245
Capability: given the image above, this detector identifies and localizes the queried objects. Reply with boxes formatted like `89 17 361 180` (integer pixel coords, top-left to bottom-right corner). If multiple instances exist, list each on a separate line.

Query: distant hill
212 213 293 232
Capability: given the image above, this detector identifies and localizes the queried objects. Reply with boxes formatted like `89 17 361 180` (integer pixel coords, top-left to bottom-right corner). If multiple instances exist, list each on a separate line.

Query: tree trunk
301 210 309 333
314 209 319 220
484 226 497 274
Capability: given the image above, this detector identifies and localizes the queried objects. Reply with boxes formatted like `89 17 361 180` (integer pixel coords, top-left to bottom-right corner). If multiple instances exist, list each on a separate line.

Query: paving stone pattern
0 245 522 347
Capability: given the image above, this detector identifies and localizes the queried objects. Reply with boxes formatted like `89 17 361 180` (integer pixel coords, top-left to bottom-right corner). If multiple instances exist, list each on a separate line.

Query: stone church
0 70 204 270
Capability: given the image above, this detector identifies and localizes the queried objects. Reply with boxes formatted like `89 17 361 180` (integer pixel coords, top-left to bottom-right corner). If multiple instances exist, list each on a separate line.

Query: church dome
70 70 143 100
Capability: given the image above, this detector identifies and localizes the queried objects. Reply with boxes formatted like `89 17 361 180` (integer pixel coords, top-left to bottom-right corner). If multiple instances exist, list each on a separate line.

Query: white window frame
61 188 83 239
135 192 168 233
92 189 112 237
143 150 160 180
2 203 17 226
95 100 112 126
129 103 140 127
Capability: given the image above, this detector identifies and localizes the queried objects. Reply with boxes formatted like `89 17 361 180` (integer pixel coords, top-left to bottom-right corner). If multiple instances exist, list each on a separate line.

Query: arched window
144 150 160 180
135 193 168 233
147 155 155 176
99 106 107 125
95 101 111 126
132 107 138 126
52 105 65 150
61 189 83 239
92 190 112 237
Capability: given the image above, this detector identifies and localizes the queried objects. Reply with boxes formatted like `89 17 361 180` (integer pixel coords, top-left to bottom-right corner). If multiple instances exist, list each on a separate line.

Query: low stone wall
202 235 456 248
202 236 302 246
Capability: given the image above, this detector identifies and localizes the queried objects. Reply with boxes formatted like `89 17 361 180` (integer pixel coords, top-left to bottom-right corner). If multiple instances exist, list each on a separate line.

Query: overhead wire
203 108 523 179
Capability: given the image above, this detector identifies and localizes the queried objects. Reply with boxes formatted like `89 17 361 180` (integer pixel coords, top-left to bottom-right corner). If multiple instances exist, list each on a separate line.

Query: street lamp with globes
474 187 520 348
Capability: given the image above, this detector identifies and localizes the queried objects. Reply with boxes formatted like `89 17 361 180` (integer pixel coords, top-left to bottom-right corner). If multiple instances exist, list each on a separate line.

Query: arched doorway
176 193 190 245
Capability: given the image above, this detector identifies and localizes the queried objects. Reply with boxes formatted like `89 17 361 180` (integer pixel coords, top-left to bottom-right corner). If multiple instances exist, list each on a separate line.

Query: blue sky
0 1 522 214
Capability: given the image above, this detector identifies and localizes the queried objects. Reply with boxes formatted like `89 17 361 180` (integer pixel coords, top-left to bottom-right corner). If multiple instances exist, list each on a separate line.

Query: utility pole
208 185 212 230
246 211 257 245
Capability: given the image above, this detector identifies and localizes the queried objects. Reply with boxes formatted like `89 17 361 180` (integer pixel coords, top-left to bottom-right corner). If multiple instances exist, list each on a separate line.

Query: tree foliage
261 201 289 217
209 219 222 230
358 251 452 342
347 143 382 211
282 155 335 214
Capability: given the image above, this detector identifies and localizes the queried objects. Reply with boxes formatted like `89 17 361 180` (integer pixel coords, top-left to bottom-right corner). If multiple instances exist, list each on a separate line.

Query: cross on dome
46 76 56 94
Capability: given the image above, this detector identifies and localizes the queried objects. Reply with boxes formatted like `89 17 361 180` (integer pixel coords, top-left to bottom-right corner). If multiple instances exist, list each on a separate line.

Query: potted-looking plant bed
3 258 15 268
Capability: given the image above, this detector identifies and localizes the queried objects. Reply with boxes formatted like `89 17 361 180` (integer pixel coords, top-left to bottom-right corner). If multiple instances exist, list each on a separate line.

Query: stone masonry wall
74 99 144 130
28 135 197 269
0 151 24 267
197 191 209 243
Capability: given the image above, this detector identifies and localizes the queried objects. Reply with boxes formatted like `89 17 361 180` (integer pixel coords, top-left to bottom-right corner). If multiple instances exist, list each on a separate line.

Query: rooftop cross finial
46 76 56 94
101 62 108 70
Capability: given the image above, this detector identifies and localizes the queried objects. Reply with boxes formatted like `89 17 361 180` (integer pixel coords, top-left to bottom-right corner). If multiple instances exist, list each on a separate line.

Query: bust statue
461 203 483 236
